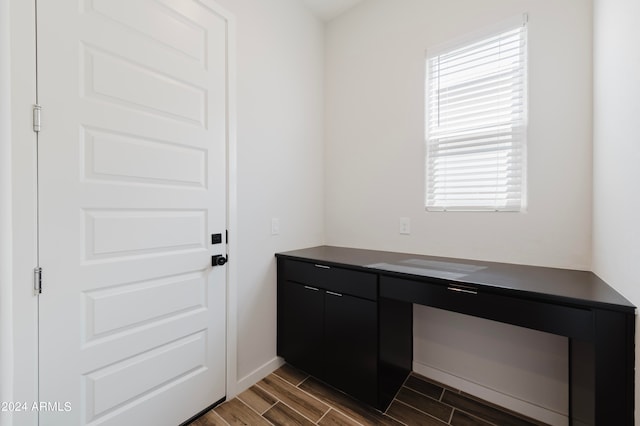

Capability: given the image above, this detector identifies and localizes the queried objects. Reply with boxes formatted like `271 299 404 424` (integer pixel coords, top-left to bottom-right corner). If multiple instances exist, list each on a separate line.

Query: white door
37 1 229 424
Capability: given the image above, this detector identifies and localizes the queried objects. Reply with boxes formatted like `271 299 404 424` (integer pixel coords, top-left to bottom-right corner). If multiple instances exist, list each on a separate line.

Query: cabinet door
324 292 378 407
280 280 324 379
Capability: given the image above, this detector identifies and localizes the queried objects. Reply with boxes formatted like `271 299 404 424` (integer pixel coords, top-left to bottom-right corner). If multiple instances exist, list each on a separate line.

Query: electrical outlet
271 218 280 235
399 217 411 235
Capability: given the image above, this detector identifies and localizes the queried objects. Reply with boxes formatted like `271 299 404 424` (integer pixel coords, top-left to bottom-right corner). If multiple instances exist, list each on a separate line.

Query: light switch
271 218 280 235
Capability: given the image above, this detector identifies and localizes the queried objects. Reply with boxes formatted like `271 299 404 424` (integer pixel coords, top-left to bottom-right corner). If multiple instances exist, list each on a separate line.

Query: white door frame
2 1 238 424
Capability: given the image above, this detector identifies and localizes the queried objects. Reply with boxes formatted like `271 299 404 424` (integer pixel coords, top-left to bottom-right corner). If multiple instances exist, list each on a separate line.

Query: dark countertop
276 245 636 313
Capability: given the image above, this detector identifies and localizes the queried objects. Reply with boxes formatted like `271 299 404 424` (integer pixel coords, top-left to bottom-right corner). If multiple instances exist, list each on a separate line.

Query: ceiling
299 0 367 21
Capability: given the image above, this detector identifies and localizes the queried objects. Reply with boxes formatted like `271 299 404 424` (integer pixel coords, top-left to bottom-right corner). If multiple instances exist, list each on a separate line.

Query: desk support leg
570 309 634 426
569 338 594 425
379 298 412 410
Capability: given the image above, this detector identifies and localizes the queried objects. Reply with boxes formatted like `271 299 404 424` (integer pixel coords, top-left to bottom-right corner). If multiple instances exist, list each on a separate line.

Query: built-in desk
276 246 636 425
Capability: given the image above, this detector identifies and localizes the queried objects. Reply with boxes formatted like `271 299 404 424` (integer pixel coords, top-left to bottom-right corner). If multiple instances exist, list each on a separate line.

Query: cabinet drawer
284 260 377 300
380 276 594 341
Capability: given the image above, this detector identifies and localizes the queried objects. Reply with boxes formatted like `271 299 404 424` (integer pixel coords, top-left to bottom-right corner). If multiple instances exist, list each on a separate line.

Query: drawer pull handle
447 286 478 295
326 291 343 297
314 264 331 269
304 286 320 291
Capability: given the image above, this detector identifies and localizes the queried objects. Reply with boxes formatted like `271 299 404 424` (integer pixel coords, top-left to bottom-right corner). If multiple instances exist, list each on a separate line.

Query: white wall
211 0 325 387
8 0 39 424
592 0 640 422
0 0 14 424
325 1 593 423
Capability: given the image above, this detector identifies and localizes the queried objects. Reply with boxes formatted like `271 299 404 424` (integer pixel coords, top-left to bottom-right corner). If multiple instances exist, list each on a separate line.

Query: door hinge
33 104 42 133
34 267 42 294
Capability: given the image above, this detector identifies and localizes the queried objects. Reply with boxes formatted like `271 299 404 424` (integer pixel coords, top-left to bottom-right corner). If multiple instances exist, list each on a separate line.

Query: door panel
37 0 229 424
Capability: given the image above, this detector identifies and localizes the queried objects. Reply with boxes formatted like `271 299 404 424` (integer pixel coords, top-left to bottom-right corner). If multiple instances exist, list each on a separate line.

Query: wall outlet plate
400 217 411 235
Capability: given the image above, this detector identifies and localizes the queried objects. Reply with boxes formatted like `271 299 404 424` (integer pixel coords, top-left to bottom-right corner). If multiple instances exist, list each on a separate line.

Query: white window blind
426 18 528 212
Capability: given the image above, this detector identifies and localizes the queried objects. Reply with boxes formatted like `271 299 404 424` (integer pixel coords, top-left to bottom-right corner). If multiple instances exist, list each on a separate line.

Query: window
425 17 528 211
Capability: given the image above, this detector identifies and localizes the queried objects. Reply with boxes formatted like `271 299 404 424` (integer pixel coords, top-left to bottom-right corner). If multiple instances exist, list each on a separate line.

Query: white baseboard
412 362 568 426
235 356 285 395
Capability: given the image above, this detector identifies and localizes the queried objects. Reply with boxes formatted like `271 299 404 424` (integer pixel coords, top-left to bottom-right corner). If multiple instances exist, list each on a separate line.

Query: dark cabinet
323 290 378 405
277 246 636 425
279 280 324 379
277 258 411 410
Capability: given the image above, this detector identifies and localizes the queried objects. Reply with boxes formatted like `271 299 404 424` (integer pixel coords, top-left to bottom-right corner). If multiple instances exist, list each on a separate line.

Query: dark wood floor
188 364 549 426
